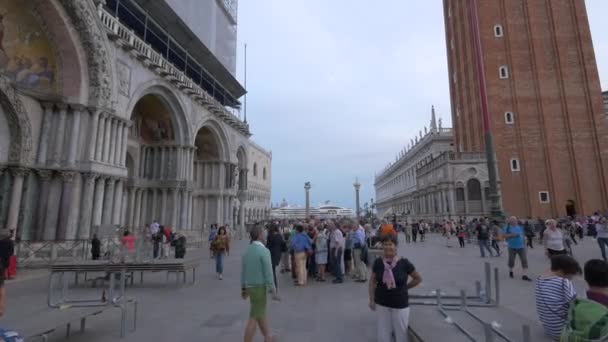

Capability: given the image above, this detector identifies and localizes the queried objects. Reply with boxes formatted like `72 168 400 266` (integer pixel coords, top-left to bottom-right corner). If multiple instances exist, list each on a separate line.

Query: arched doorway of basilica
191 123 233 231
566 200 577 218
122 93 194 232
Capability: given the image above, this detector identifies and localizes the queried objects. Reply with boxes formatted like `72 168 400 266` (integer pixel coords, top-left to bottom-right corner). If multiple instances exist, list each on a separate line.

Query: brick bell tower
443 0 608 218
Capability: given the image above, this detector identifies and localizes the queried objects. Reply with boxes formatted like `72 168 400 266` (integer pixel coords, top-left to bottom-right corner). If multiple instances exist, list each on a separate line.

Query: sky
235 0 608 210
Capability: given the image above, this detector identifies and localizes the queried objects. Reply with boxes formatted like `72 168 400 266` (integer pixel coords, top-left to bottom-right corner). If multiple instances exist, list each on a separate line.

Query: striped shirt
535 276 576 339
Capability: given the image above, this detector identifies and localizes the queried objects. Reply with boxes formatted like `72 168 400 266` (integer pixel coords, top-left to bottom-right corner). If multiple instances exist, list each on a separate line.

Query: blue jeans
215 253 224 274
478 239 494 257
598 238 608 261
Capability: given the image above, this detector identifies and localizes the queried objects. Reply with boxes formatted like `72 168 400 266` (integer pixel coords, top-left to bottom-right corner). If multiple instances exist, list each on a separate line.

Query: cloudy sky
235 0 608 209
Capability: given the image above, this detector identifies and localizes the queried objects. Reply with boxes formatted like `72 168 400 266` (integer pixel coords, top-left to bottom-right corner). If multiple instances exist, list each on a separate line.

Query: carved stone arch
58 0 113 108
195 118 231 162
127 83 191 145
0 77 34 165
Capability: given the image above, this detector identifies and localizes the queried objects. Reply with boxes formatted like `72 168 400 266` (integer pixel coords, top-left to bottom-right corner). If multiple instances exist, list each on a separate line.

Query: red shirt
121 235 136 251
587 290 608 307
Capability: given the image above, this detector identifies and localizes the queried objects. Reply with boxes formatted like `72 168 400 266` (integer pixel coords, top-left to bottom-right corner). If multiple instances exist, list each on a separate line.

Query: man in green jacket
242 226 280 342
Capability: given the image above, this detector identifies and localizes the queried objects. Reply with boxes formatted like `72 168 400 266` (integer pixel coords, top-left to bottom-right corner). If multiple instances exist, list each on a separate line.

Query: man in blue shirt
503 216 532 281
352 223 368 282
290 225 312 286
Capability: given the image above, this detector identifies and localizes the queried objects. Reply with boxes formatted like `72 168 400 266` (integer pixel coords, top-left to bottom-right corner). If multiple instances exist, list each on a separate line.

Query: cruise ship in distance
270 200 355 220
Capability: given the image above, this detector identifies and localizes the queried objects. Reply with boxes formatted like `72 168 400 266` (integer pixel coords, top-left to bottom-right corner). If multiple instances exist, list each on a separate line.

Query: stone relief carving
58 0 113 108
0 76 34 165
117 60 131 97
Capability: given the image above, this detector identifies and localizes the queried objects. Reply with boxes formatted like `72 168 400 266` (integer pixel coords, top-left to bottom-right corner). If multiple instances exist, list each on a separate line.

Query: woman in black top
266 225 285 290
368 235 422 342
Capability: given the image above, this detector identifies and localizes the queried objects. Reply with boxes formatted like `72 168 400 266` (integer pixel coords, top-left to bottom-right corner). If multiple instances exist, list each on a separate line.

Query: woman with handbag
290 225 312 286
211 227 230 280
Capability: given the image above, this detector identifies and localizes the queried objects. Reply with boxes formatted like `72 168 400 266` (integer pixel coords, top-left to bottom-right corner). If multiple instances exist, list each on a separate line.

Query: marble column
127 187 136 227
139 189 148 226
95 114 106 161
56 171 76 240
108 119 117 164
216 195 223 225
187 191 193 230
133 188 142 228
37 102 54 165
159 147 166 179
113 121 123 165
238 203 245 235
170 188 179 227
464 185 469 216
160 188 168 224
102 115 112 162
180 189 188 229
78 173 98 238
34 170 52 240
92 177 106 227
52 104 68 166
480 185 487 215
120 124 129 166
87 109 100 161
102 178 116 224
6 168 28 231
112 180 124 225
139 146 146 178
43 175 62 240
67 106 82 167
203 197 209 227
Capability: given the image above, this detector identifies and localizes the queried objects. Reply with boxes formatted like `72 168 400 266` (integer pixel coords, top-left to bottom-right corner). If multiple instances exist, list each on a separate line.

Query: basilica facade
0 0 271 242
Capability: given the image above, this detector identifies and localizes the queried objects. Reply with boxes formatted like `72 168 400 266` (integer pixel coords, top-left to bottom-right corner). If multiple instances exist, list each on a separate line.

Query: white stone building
374 107 492 222
0 0 270 241
244 141 272 223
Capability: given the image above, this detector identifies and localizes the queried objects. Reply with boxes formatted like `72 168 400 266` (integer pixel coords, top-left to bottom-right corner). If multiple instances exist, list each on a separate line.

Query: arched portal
191 122 232 230
123 92 190 230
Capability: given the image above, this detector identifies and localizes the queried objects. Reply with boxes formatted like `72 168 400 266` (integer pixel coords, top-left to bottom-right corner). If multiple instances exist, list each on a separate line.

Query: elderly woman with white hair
542 219 567 257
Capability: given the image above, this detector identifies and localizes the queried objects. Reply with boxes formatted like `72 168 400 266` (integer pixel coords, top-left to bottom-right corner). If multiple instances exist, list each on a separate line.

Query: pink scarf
382 257 398 289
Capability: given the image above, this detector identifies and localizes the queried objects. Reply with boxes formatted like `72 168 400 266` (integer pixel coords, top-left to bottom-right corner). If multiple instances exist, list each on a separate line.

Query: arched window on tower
253 163 258 177
494 25 504 37
499 66 509 79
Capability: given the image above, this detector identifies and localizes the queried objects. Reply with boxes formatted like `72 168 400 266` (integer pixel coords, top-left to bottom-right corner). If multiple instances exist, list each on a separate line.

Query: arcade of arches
0 0 270 242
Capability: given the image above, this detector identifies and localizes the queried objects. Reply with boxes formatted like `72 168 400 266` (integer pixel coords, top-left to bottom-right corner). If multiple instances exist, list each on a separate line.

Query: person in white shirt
329 222 345 284
595 217 608 261
542 219 567 257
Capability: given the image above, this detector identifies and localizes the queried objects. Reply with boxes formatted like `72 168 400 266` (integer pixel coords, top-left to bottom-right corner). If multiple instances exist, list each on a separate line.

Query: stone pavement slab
0 234 601 341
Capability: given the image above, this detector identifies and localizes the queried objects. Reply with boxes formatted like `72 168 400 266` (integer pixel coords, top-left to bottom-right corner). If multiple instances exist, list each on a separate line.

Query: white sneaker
219 274 223 280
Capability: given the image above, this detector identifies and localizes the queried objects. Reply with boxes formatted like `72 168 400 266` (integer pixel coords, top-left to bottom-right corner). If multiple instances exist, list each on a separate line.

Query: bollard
460 289 467 310
522 325 531 342
436 288 442 308
485 262 492 304
494 267 500 305
475 280 482 298
484 323 494 342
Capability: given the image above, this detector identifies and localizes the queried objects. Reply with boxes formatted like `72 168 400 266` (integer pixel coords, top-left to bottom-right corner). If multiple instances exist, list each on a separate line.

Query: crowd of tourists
234 218 421 342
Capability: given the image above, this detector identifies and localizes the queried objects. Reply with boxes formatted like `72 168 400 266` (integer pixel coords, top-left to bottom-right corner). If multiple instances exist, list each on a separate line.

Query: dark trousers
458 237 465 248
332 248 343 281
491 240 501 255
598 237 608 261
412 232 418 242
526 236 534 249
153 242 160 258
272 265 278 289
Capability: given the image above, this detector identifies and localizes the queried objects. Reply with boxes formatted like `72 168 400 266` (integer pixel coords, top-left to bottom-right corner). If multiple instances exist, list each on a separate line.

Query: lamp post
354 177 361 220
304 182 311 219
469 0 503 221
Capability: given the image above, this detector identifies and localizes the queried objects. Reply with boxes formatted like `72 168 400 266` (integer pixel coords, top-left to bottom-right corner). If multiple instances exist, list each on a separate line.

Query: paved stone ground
0 234 602 341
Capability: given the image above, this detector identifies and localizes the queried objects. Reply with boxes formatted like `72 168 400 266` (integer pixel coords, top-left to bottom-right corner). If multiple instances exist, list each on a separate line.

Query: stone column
120 123 129 166
203 197 209 228
180 189 188 230
43 175 62 240
102 115 112 162
238 203 245 236
34 170 52 240
57 171 76 240
187 191 193 230
159 147 166 179
37 102 54 165
92 177 106 227
52 104 68 166
78 173 97 238
150 189 158 222
480 185 487 215
112 179 124 225
67 106 82 167
95 113 106 161
464 184 469 216
108 119 117 164
102 178 116 224
87 109 100 161
170 188 179 227
113 121 123 165
139 146 146 178
6 168 28 231
127 187 136 227
140 189 149 226
216 195 223 225
160 188 168 224
133 188 142 228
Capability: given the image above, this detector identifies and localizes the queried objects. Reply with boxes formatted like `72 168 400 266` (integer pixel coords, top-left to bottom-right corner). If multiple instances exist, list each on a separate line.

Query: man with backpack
561 259 608 340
